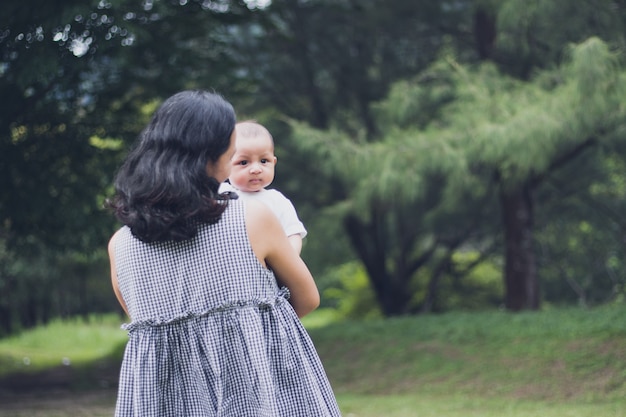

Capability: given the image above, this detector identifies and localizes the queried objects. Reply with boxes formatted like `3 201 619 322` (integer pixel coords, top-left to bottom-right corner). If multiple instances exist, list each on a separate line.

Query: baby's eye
260 158 269 164
237 160 248 166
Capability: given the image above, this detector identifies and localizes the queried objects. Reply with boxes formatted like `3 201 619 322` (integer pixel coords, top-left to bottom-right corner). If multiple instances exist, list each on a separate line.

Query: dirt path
0 363 118 417
0 389 116 417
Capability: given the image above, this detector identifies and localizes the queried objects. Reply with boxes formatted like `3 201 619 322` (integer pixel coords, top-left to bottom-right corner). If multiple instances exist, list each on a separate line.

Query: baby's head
228 121 277 192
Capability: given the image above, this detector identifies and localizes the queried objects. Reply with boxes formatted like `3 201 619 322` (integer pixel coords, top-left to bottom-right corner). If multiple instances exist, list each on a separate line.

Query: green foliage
321 261 382 320
438 38 623 190
2 0 626 332
0 0 259 256
235 0 469 131
442 251 504 310
318 251 504 316
298 202 357 277
0 0 258 334
302 39 625 213
495 0 626 78
535 151 626 307
538 218 625 307
406 251 504 312
295 36 626 314
372 55 458 130
0 235 119 336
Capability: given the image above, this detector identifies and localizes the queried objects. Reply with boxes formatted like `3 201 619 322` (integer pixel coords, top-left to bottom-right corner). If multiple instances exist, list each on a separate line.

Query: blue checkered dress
112 199 341 416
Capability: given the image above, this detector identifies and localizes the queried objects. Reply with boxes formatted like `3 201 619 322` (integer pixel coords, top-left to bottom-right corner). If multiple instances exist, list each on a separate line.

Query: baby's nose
249 162 262 173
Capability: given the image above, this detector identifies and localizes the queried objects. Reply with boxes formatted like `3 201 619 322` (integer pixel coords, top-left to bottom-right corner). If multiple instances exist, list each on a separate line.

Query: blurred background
2 1 626 415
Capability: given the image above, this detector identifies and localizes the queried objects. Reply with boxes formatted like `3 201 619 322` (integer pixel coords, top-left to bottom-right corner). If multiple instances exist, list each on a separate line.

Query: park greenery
2 0 626 334
1 306 626 416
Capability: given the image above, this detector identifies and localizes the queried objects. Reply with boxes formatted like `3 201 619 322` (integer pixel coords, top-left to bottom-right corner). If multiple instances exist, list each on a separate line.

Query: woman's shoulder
108 227 127 258
243 198 283 241
242 198 277 222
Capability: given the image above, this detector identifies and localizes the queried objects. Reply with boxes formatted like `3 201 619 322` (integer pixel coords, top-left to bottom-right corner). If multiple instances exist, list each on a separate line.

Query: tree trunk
474 8 497 60
0 272 13 335
292 5 329 129
500 183 540 310
344 211 411 316
420 255 454 313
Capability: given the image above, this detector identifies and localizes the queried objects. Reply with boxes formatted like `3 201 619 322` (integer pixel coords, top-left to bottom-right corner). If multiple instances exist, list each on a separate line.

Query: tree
275 0 626 314
231 0 469 132
494 0 626 79
0 0 256 332
537 152 626 307
226 0 481 286
290 37 626 315
477 38 625 310
288 63 502 315
2 0 626 329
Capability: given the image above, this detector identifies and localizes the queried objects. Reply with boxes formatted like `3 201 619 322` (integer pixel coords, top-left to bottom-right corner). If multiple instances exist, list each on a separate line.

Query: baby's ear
273 156 278 165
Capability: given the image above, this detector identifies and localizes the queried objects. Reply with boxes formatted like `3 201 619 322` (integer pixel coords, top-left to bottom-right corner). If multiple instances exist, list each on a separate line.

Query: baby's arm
270 190 306 254
288 234 303 255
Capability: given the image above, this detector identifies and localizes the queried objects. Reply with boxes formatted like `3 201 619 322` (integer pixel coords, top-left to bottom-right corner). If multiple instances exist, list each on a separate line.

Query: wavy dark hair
106 90 236 242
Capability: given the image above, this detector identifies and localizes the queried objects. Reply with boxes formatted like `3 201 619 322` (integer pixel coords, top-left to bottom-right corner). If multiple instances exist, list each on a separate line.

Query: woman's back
114 199 278 321
112 200 341 416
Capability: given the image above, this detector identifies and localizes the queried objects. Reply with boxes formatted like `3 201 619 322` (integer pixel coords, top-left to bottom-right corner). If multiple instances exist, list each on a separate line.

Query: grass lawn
1 305 625 416
336 394 626 417
0 314 127 376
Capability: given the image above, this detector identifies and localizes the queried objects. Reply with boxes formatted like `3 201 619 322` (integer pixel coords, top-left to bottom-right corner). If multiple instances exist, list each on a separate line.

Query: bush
321 261 382 320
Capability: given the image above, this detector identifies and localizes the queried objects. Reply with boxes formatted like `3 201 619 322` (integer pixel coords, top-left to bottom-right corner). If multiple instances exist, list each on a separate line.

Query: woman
107 90 341 416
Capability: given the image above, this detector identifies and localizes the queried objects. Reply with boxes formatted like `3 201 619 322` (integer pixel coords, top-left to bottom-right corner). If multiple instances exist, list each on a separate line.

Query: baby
220 121 307 254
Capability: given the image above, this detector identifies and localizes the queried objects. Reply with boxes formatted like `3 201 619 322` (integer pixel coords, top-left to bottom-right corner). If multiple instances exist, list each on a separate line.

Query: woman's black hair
106 90 236 242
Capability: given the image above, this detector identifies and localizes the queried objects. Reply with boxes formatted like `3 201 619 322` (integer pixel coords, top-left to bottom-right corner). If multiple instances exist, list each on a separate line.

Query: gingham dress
113 199 341 416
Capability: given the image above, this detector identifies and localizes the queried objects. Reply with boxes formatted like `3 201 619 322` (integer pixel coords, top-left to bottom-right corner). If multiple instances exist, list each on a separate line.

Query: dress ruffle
122 287 291 332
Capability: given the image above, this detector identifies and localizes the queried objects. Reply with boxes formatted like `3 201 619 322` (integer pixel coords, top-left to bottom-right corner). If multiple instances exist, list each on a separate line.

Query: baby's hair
236 120 274 146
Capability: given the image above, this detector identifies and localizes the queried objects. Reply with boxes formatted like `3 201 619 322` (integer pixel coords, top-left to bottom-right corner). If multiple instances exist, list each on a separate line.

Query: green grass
309 304 626 416
0 314 127 375
1 305 626 416
336 394 626 417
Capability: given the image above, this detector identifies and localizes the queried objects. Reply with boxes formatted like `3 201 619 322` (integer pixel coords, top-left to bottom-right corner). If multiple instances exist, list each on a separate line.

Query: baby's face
228 133 277 192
